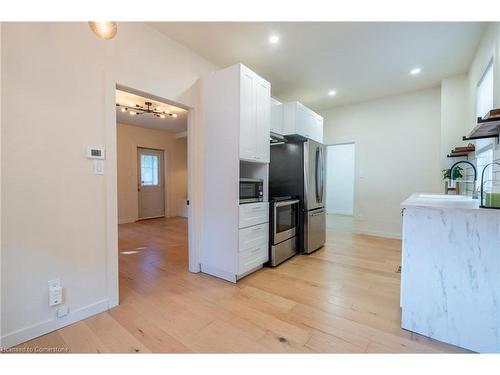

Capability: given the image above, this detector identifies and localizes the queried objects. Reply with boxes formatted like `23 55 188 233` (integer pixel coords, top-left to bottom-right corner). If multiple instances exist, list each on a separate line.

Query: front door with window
137 147 165 220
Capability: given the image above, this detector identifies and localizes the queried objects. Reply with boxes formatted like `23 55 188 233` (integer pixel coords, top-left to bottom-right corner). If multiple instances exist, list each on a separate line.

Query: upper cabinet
282 101 324 143
239 65 270 163
270 98 284 135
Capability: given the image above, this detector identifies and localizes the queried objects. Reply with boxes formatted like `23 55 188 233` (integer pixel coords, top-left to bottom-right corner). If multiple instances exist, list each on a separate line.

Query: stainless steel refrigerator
269 138 326 253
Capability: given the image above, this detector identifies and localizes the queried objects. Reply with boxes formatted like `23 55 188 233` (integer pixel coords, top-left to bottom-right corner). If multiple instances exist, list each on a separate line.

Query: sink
417 194 473 201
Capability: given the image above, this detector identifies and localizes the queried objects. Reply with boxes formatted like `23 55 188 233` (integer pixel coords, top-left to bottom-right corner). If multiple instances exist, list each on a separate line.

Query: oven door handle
274 199 300 208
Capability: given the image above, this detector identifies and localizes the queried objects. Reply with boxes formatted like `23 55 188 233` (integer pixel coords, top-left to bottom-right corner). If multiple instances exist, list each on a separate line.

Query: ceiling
149 22 487 110
116 89 187 133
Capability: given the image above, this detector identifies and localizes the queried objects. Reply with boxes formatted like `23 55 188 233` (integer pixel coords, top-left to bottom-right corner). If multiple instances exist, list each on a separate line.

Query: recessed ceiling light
328 90 336 96
269 35 280 44
410 68 421 75
88 22 117 40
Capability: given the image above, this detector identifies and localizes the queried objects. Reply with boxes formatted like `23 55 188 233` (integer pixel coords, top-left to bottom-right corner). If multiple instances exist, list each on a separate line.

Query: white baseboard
352 228 402 240
327 210 353 215
200 264 237 283
118 217 136 224
1 299 109 349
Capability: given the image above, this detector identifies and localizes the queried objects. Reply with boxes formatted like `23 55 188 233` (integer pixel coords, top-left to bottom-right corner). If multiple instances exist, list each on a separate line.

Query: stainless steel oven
269 197 299 266
239 178 263 204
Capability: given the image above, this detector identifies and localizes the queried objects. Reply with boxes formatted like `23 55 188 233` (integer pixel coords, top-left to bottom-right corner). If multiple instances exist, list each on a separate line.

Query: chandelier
116 101 178 119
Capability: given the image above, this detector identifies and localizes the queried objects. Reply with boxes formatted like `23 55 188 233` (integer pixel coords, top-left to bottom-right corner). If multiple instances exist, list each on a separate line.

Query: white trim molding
1 299 109 349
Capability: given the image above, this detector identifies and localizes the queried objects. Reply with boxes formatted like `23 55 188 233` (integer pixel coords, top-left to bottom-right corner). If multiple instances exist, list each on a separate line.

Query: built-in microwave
239 178 264 204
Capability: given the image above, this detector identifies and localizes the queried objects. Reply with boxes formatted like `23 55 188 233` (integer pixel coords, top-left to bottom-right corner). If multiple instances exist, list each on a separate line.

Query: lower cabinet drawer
239 223 268 252
239 202 269 229
238 243 268 276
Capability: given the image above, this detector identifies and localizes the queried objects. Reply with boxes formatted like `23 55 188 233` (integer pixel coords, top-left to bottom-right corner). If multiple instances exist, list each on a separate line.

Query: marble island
400 193 500 353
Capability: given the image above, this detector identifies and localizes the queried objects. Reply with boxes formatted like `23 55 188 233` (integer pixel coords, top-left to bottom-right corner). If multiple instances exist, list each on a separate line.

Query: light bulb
269 35 280 44
165 109 170 114
121 108 126 112
156 106 162 111
160 114 166 119
172 113 178 118
89 22 117 40
129 111 136 116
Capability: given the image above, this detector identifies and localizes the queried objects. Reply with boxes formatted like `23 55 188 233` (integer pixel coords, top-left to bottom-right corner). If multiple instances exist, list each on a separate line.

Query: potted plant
442 166 463 194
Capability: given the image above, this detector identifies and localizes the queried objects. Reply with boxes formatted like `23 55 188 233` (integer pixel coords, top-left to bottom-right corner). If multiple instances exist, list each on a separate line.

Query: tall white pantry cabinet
200 64 271 282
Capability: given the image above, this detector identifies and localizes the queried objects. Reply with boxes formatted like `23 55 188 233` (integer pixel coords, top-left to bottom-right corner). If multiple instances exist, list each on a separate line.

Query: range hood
270 131 287 145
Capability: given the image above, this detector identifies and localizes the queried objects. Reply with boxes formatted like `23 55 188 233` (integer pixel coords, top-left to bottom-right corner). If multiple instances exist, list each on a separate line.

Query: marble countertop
401 193 498 212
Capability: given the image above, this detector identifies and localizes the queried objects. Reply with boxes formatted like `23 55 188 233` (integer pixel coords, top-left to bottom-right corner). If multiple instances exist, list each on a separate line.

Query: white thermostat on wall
87 146 105 160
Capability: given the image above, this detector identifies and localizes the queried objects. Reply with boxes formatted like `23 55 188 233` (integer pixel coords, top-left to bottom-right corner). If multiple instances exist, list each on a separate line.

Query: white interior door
138 147 165 220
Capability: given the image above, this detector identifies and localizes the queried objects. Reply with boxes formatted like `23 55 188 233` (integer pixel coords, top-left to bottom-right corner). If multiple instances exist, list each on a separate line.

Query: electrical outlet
56 305 69 318
48 278 62 307
48 278 60 290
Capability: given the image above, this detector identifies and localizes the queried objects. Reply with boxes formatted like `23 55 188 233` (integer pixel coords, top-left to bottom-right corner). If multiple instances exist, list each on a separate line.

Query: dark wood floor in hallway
17 217 468 353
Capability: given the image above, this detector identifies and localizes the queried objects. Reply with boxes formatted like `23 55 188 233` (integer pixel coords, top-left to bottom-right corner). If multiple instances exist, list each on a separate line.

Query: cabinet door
240 69 256 161
255 78 271 162
315 115 324 143
296 104 312 139
271 103 284 135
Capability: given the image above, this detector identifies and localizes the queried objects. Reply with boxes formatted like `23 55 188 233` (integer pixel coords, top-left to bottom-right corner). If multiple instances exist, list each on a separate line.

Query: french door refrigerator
269 138 326 253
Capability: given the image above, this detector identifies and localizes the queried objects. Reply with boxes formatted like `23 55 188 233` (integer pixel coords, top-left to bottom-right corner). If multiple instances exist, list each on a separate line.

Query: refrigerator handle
315 147 321 203
320 147 325 203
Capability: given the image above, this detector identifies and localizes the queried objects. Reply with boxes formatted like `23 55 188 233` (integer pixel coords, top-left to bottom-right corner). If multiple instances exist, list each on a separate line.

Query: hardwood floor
17 217 468 353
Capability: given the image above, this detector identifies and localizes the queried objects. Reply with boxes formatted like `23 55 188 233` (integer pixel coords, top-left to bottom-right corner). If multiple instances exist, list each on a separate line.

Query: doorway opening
114 86 190 301
325 143 355 232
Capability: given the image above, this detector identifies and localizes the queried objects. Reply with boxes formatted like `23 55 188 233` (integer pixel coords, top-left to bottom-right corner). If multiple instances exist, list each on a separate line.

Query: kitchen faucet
449 160 478 199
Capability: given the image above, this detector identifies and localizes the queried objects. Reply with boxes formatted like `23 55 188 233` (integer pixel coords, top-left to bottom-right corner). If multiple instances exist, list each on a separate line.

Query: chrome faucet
449 160 478 199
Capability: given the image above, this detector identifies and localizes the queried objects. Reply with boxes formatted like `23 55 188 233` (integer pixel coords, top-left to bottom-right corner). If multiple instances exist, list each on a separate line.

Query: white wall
0 22 217 347
440 75 469 171
117 123 188 224
467 23 500 132
321 88 442 238
325 144 355 215
463 23 500 193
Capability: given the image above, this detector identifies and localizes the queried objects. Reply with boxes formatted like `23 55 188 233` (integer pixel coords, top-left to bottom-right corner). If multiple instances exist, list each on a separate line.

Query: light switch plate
94 160 104 175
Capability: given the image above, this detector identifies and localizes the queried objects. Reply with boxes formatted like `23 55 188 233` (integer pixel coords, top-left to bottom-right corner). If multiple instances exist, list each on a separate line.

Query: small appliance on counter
480 162 500 209
268 196 299 266
239 178 263 204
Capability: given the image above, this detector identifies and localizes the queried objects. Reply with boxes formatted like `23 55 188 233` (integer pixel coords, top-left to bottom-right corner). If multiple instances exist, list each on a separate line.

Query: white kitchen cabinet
270 98 284 135
238 244 268 275
283 101 324 143
240 65 270 163
239 202 269 229
199 63 271 283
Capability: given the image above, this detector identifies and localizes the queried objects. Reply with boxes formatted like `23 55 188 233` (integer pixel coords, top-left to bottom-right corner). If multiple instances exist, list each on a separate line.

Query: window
474 58 495 192
476 59 494 119
140 154 159 186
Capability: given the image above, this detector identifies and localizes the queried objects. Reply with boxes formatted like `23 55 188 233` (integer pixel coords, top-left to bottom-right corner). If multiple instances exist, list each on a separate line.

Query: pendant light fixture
88 22 117 40
116 101 178 119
